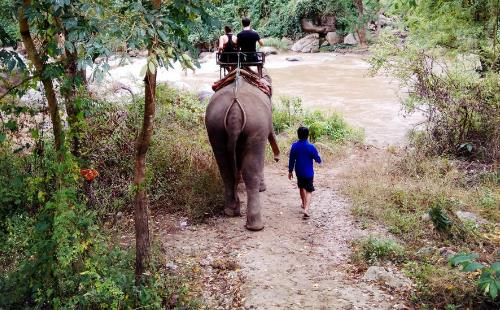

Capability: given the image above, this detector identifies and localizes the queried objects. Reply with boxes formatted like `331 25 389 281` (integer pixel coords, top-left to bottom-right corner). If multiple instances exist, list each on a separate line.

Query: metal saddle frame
216 52 265 79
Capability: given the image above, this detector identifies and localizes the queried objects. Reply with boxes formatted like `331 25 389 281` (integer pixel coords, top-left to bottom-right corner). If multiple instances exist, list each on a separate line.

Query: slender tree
18 0 64 155
133 0 160 285
353 0 368 47
122 0 212 284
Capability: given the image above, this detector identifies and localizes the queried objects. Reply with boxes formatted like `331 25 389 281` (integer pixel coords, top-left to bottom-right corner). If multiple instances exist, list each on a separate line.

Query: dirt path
155 155 403 309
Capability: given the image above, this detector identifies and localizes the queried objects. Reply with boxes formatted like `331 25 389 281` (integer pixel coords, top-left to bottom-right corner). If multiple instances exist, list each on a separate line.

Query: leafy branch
450 253 500 300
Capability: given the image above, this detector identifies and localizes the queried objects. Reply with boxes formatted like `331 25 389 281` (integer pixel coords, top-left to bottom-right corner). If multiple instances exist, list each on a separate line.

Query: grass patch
352 236 405 267
266 95 363 163
402 260 477 308
343 149 499 307
262 37 290 50
343 152 498 244
272 95 364 143
82 85 223 221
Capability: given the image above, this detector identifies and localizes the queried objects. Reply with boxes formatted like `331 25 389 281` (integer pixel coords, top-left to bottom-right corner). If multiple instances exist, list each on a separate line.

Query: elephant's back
206 82 235 123
206 79 273 132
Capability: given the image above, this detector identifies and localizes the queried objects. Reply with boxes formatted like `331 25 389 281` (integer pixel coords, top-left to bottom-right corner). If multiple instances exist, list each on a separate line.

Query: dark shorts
297 177 315 192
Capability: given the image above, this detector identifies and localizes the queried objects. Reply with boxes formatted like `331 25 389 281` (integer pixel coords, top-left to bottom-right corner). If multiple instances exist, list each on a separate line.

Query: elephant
205 72 279 231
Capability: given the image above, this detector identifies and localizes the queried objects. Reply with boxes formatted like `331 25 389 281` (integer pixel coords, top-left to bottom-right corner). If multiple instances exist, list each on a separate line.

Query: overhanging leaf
449 253 479 266
148 61 156 74
462 261 484 272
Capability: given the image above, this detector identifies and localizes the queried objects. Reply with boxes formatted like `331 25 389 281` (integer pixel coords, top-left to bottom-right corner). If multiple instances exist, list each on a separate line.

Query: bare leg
299 188 306 209
303 191 312 216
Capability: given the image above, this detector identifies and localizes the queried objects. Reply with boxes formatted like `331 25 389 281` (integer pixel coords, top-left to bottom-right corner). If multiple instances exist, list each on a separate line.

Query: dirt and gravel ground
149 149 408 309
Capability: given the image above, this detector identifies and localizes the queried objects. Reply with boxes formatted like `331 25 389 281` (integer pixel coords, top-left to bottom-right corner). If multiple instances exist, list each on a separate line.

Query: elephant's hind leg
212 148 241 217
259 177 266 192
242 140 266 231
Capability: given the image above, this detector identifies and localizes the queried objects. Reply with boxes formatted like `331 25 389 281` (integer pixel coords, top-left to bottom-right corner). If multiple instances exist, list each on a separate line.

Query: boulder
326 32 343 45
416 246 436 257
260 46 278 55
343 33 358 45
455 210 489 226
456 54 482 72
198 51 215 64
291 33 320 53
300 17 335 34
127 49 140 57
197 90 213 102
421 213 431 221
363 266 412 291
198 51 214 59
378 14 393 28
438 247 457 259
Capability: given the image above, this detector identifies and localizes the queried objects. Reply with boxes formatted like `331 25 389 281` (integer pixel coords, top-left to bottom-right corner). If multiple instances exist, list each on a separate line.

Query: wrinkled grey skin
205 76 278 231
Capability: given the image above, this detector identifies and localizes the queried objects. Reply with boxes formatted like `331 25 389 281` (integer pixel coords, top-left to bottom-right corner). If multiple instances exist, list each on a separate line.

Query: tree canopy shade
1 0 215 307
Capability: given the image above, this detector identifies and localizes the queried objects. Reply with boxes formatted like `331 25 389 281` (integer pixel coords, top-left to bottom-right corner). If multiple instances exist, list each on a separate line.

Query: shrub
81 85 223 220
428 202 453 233
0 98 204 309
403 260 478 307
370 8 500 163
262 37 289 50
272 95 364 143
449 253 500 301
353 236 405 265
0 146 29 228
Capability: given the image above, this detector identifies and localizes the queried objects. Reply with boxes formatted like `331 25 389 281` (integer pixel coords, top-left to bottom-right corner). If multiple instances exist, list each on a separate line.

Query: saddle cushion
212 69 272 96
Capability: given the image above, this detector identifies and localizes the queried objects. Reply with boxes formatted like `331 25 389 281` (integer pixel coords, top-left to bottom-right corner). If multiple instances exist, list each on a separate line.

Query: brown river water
106 52 422 146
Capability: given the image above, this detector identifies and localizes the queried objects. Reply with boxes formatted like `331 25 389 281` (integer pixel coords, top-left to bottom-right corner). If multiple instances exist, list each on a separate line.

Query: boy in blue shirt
288 126 322 218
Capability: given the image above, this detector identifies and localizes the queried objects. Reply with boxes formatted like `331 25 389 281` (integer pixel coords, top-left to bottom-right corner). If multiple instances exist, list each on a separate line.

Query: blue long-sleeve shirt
288 140 321 178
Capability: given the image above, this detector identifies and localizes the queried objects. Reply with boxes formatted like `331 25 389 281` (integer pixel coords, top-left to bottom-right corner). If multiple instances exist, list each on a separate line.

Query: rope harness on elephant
223 58 247 133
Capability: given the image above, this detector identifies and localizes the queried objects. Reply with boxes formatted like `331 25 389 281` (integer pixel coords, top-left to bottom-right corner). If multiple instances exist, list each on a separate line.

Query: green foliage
116 0 213 72
402 260 478 307
370 0 500 162
272 95 304 133
450 253 500 300
0 147 29 227
0 142 198 308
272 96 364 143
263 37 290 50
429 202 453 233
0 0 18 47
353 236 405 265
81 86 224 220
190 0 379 47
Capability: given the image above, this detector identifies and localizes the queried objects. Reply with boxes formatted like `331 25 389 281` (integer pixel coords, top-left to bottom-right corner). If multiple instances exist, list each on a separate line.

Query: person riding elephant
206 70 279 231
237 17 264 64
218 25 238 66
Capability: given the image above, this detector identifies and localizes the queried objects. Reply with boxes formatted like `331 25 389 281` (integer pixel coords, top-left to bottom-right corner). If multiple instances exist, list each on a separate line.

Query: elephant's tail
225 96 245 188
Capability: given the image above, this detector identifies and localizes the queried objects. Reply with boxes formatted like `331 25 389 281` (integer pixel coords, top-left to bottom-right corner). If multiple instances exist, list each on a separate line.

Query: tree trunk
133 65 156 284
18 0 64 155
375 0 382 37
63 45 81 157
354 0 368 48
133 0 161 285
